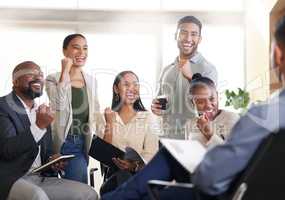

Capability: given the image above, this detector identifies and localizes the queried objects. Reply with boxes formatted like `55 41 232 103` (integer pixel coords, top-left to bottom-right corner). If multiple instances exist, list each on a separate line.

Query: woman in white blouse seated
185 73 240 149
98 70 160 194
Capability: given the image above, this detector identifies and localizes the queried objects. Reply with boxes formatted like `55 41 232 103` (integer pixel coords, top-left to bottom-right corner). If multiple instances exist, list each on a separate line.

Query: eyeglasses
24 72 44 78
14 69 44 80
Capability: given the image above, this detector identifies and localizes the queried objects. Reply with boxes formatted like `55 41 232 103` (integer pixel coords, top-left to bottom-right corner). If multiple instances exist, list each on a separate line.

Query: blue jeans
61 134 88 184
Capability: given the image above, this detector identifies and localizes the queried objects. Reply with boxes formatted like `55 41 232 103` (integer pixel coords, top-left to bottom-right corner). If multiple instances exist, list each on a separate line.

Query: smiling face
191 85 219 121
63 36 88 67
176 22 202 59
115 73 140 106
13 63 44 100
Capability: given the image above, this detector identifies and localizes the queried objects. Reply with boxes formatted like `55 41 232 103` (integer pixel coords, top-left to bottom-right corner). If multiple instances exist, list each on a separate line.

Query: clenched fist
61 57 73 74
35 104 55 129
196 113 213 140
104 107 116 124
178 57 192 80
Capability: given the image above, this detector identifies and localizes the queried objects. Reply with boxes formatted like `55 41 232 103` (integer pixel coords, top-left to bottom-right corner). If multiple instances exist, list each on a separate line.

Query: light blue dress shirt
193 89 285 195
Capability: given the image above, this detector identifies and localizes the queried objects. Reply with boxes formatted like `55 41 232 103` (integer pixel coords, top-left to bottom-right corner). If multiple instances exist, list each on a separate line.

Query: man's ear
274 44 284 67
198 35 202 44
13 79 18 87
174 31 178 41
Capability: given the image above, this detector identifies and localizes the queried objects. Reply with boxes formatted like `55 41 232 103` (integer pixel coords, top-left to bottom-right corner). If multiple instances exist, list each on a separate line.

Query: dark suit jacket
0 92 53 200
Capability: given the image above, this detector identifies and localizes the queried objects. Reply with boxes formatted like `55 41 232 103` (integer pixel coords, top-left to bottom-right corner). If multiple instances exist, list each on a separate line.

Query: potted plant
225 88 250 115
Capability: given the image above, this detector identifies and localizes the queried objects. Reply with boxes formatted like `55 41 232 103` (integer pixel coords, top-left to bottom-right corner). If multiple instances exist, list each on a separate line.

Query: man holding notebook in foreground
0 61 97 200
102 15 285 200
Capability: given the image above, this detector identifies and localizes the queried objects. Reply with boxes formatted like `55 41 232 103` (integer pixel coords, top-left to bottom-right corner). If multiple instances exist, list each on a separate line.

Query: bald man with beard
0 61 98 200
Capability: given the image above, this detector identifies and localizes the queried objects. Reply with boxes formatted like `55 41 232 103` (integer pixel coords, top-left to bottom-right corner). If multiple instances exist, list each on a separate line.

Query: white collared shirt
16 96 47 171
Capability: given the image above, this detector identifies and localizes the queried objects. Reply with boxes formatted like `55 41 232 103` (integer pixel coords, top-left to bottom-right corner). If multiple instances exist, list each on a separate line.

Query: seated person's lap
8 174 97 200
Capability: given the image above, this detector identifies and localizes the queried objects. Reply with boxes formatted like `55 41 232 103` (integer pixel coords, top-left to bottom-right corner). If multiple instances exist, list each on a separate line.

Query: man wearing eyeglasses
0 61 98 200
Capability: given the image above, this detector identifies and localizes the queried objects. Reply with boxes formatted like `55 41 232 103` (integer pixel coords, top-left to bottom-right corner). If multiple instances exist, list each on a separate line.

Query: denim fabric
101 148 192 200
61 134 88 184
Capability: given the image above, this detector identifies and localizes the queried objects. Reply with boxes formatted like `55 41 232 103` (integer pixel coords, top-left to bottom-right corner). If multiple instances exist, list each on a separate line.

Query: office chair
148 129 285 200
89 167 98 188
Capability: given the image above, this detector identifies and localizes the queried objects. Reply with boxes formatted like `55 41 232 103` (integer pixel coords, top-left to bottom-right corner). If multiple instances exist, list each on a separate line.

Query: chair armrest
148 180 194 200
89 168 98 188
149 180 194 188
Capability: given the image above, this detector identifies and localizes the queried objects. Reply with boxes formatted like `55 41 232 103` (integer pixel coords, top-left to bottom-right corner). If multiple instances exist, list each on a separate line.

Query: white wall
244 0 278 101
0 1 246 193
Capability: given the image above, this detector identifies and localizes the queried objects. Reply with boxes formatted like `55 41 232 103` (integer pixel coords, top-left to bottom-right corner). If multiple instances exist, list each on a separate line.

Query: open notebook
89 136 145 169
160 139 206 173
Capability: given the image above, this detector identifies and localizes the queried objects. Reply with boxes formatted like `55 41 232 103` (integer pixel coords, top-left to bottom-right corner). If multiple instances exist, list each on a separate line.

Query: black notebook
89 136 125 169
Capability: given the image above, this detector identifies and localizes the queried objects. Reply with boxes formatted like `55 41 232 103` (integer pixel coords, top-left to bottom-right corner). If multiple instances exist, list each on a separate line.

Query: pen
59 170 65 178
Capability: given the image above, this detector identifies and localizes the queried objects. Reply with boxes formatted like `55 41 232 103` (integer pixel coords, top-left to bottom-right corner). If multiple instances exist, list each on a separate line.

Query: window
162 23 245 108
0 26 72 104
85 32 157 109
0 22 244 109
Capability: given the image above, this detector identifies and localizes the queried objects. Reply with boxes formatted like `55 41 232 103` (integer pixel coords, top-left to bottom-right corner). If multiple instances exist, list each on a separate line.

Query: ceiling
0 7 243 25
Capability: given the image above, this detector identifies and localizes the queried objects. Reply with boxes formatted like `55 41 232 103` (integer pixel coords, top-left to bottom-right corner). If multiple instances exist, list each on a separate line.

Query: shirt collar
174 52 202 65
190 52 202 64
115 111 146 125
15 95 37 111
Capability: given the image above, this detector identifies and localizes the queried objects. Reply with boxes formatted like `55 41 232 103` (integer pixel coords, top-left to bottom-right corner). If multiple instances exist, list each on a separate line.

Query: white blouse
98 111 161 162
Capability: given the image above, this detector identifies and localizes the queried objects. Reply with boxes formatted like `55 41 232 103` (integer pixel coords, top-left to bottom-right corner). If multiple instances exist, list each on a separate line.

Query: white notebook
160 139 206 173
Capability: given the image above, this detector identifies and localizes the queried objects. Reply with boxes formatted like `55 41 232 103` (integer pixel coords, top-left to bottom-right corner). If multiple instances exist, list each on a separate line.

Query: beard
23 81 43 100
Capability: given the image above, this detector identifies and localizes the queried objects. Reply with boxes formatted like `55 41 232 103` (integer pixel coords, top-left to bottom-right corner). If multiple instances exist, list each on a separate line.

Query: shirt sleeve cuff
30 123 46 142
206 134 224 149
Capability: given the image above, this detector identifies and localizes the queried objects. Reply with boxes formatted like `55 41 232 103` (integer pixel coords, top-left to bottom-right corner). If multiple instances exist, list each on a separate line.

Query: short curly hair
177 16 202 34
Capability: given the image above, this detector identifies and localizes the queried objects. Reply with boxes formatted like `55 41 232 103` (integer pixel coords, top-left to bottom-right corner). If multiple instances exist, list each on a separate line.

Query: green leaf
224 88 250 111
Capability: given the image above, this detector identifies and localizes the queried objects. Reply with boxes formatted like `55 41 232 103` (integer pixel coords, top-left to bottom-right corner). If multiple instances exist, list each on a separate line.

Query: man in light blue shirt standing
151 16 217 139
102 15 285 200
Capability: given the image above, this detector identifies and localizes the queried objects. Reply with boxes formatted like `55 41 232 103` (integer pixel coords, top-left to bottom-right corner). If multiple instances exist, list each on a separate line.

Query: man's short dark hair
275 15 285 46
177 16 202 33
